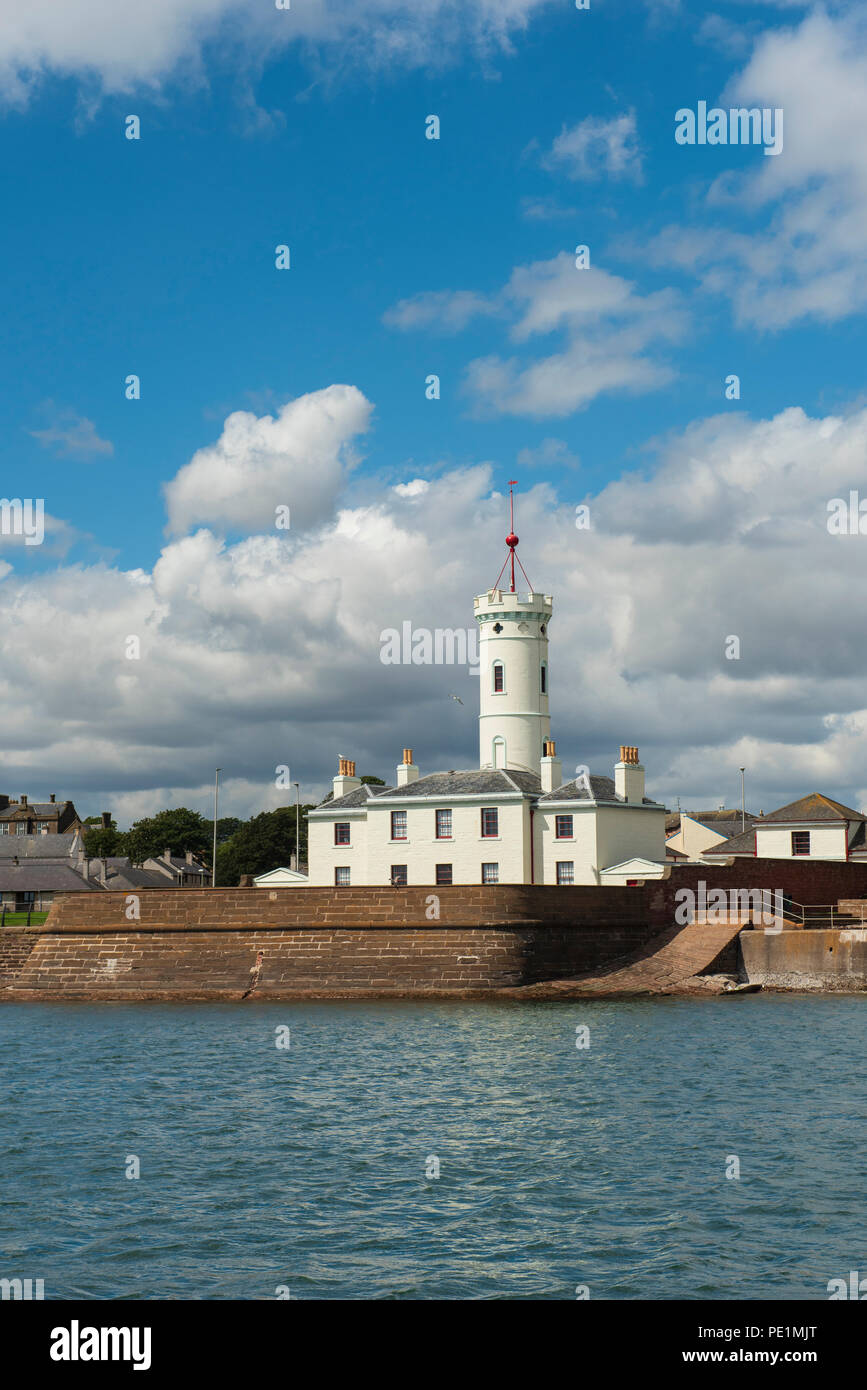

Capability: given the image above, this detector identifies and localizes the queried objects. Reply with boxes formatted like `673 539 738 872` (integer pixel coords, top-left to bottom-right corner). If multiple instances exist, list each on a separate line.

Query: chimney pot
402 748 413 765
21 795 27 806
50 793 56 803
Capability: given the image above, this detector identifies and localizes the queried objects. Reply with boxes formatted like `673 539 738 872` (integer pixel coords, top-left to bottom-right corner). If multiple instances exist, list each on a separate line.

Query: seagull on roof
447 694 464 705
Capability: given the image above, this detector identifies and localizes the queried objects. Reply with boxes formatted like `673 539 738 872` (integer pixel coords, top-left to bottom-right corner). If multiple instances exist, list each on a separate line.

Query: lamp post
294 782 300 873
739 767 746 833
212 768 221 888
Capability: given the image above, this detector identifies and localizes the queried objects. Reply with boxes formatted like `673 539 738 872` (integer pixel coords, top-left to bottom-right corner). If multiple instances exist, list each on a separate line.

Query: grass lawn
0 910 49 926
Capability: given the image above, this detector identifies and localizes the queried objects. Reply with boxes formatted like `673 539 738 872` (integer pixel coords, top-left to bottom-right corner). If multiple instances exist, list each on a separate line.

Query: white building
307 507 667 887
701 793 867 863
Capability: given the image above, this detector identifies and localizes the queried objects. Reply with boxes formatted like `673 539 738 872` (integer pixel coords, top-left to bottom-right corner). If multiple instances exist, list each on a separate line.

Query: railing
0 906 43 927
774 898 867 929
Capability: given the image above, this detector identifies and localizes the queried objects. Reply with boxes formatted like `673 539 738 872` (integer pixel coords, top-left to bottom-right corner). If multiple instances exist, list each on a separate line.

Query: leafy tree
82 825 127 857
360 775 385 786
215 806 315 885
213 816 243 844
125 807 212 866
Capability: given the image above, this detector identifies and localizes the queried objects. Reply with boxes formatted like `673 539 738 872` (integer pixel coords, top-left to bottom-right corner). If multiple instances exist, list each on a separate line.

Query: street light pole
294 782 300 873
739 767 746 833
212 768 221 888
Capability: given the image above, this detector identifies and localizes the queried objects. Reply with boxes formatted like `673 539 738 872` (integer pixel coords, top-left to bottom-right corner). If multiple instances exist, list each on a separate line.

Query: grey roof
314 783 395 810
700 826 757 856
373 770 541 799
101 866 170 890
759 792 865 824
0 834 79 859
0 864 95 892
538 774 665 808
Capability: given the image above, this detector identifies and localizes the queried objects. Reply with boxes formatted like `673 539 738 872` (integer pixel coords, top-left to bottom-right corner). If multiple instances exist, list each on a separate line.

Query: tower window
540 624 546 635
540 662 547 694
493 622 503 633
493 662 504 693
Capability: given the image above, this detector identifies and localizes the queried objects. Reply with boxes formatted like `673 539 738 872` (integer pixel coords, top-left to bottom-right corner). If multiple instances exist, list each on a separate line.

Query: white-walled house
701 793 867 863
306 513 667 887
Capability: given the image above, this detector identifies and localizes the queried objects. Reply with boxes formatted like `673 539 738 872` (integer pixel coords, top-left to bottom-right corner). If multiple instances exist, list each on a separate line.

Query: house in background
0 833 208 910
665 809 758 860
701 793 867 862
142 849 211 887
0 794 84 836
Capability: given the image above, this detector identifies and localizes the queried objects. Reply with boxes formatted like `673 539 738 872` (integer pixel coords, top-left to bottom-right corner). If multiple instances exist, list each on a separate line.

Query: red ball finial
506 532 519 548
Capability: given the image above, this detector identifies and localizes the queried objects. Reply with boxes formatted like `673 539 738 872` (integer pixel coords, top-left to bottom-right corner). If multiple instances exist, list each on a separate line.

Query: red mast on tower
492 480 534 594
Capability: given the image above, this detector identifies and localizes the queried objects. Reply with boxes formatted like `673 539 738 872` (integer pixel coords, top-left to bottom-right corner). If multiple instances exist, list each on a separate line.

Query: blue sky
3 0 867 823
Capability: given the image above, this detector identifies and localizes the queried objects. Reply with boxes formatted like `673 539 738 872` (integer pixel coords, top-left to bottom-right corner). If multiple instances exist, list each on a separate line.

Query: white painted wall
755 823 848 861
475 588 552 773
307 809 368 886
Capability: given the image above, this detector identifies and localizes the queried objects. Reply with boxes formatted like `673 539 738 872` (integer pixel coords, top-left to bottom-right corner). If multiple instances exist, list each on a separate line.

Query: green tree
82 825 127 857
215 806 315 885
125 807 212 866
359 775 385 786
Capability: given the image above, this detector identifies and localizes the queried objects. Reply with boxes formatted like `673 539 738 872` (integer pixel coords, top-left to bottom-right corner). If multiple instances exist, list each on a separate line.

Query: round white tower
474 486 553 773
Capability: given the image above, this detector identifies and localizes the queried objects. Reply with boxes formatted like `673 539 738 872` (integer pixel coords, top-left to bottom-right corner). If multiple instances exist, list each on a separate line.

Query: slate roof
0 864 95 892
700 827 757 856
315 784 395 810
374 770 542 798
758 793 866 824
0 834 80 859
538 775 665 808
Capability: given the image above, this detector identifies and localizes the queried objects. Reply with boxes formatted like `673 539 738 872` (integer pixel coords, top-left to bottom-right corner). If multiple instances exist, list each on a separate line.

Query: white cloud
650 9 867 329
163 383 372 536
541 111 642 183
385 252 686 417
30 405 113 461
0 0 559 105
6 391 867 818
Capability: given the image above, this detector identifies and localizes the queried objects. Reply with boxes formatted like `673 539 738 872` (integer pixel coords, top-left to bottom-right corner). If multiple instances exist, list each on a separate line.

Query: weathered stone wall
0 885 654 1000
740 928 867 990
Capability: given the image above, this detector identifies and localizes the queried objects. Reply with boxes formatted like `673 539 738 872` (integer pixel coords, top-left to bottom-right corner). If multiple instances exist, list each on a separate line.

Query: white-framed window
435 809 452 839
492 661 505 693
481 862 499 885
390 864 407 885
556 861 574 885
481 808 499 838
555 815 573 839
391 810 407 840
436 863 453 885
335 867 350 886
334 822 350 845
791 831 811 856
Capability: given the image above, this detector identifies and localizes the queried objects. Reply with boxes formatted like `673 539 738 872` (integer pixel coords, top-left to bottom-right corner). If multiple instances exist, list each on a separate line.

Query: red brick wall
647 858 867 926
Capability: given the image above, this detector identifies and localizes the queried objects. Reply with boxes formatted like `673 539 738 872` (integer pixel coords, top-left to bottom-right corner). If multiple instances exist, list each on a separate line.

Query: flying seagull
448 694 464 705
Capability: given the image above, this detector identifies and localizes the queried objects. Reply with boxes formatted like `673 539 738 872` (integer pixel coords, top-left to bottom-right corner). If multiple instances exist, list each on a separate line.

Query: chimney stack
540 739 562 794
20 795 27 807
396 748 420 787
50 793 56 803
615 745 645 804
333 757 361 801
